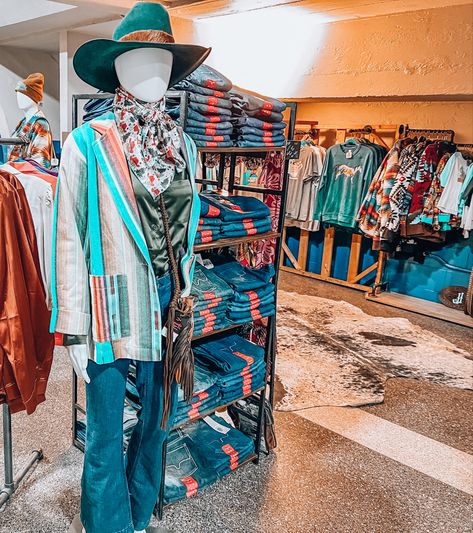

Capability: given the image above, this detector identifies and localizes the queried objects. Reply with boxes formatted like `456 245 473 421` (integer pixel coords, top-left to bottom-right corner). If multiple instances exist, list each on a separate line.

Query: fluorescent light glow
193 6 329 97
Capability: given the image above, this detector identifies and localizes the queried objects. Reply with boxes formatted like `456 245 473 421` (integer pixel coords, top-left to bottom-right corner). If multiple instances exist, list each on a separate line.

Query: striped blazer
50 112 200 364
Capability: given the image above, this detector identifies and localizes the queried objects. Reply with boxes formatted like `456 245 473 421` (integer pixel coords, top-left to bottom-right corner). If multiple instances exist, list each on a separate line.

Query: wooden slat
347 233 362 282
321 227 335 278
281 266 371 292
374 251 387 294
351 262 378 284
282 241 301 270
366 292 473 329
298 229 310 271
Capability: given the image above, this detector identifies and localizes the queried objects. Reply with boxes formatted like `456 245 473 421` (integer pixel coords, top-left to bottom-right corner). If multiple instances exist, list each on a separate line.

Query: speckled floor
1 275 472 533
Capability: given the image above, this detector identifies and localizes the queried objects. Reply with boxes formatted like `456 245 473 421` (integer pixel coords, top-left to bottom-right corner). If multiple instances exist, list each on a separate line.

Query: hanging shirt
437 152 469 215
314 142 376 228
8 111 53 169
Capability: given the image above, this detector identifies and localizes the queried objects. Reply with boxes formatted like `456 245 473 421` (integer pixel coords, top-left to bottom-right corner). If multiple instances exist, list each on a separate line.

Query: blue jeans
81 274 176 533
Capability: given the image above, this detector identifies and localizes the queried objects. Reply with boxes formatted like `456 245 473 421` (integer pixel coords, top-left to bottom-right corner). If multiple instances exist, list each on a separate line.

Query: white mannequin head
16 91 39 118
115 48 173 103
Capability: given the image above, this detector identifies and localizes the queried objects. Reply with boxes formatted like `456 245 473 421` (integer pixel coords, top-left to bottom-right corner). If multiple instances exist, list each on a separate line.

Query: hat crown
113 2 173 41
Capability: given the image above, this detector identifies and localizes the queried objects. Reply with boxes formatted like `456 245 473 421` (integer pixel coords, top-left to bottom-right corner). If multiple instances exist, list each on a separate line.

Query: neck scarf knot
114 86 186 198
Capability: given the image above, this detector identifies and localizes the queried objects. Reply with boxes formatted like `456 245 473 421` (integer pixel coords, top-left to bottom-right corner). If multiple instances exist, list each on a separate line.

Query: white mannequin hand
67 345 91 383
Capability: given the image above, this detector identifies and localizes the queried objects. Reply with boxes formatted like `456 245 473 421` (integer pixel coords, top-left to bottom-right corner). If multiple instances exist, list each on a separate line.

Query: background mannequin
69 46 174 533
9 72 53 168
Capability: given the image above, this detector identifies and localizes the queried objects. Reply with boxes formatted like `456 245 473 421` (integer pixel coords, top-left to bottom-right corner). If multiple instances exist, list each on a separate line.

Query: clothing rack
68 92 295 519
0 137 44 510
400 125 455 142
281 114 399 293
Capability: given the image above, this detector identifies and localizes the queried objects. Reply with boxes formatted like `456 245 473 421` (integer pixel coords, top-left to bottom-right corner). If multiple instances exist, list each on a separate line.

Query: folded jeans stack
212 261 276 323
170 65 234 148
164 415 255 504
230 87 287 148
193 335 266 404
200 193 272 240
191 264 233 336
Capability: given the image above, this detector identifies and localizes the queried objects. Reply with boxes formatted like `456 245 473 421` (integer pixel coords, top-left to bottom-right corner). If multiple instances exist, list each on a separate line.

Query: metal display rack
0 137 44 509
68 92 296 517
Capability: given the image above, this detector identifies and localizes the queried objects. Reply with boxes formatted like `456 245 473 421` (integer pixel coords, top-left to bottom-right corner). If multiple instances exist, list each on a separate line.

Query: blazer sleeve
50 131 91 336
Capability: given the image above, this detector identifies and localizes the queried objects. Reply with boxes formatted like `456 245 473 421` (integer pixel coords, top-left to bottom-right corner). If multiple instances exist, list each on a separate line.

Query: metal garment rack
0 137 44 509
68 92 295 517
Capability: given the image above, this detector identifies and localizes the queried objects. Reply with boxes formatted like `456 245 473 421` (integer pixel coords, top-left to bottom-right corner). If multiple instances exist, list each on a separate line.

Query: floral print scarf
114 86 186 198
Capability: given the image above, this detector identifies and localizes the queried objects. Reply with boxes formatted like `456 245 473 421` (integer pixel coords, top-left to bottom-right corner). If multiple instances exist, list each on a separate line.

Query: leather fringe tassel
159 195 195 429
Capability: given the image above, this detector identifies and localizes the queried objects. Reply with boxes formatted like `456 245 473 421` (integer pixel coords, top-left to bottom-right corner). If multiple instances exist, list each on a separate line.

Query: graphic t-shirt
314 142 376 228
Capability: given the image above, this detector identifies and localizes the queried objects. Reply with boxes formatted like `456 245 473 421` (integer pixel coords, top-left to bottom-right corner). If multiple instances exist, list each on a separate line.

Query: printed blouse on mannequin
51 3 211 533
9 73 54 168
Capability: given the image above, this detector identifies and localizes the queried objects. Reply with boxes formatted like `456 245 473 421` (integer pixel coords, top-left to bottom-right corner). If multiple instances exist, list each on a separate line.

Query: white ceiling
0 0 471 52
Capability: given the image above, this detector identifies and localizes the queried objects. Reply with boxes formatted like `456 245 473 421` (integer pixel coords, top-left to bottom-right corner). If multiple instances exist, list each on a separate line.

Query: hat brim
73 39 211 93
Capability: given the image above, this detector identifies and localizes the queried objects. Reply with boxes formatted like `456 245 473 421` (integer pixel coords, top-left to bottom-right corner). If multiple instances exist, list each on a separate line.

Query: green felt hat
73 2 211 93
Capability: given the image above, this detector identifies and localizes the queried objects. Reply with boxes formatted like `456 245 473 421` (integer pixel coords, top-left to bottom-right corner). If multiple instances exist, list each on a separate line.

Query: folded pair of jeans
177 362 218 402
190 133 232 142
237 133 286 144
174 79 230 98
187 126 233 137
237 126 285 138
220 217 271 231
232 284 275 304
196 229 222 244
194 140 233 148
215 361 266 389
200 200 222 218
231 116 287 130
194 297 230 312
193 317 229 337
228 304 276 323
191 264 234 301
198 217 222 227
183 64 233 92
168 105 229 124
236 139 285 148
229 87 286 113
220 223 273 238
227 294 274 312
187 118 233 131
189 92 232 109
200 193 270 222
189 100 232 117
211 262 275 292
193 334 265 373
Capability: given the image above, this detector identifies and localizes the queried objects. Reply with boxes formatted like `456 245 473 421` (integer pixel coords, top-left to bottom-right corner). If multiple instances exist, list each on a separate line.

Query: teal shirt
314 142 376 228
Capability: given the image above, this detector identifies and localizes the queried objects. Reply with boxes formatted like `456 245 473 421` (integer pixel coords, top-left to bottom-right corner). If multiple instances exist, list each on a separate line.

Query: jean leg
126 360 178 531
81 359 133 533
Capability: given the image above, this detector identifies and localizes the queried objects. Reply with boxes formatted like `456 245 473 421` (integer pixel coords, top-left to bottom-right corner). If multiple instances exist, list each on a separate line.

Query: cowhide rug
276 291 473 411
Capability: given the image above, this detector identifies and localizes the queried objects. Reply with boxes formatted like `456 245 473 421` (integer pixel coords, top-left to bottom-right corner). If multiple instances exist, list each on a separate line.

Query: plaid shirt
9 112 53 169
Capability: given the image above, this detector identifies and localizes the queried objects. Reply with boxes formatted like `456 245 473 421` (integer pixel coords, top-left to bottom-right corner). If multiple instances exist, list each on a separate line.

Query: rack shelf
198 146 285 154
194 231 280 252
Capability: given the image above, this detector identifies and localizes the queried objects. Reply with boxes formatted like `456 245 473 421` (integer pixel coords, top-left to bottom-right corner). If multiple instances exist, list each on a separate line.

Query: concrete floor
1 273 472 532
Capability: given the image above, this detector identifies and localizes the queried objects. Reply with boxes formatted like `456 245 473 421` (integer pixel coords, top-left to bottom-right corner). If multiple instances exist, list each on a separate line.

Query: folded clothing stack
82 95 113 122
164 414 255 504
191 264 233 336
194 335 266 404
169 65 234 148
199 193 272 241
212 261 276 323
230 87 287 148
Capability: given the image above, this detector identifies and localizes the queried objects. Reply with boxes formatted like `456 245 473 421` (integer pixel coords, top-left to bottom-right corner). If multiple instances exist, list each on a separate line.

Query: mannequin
53 4 209 533
9 72 53 168
67 47 174 389
67 47 174 533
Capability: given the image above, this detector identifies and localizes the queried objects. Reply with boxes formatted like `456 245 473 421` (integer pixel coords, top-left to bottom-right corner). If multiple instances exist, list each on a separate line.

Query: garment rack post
0 137 44 510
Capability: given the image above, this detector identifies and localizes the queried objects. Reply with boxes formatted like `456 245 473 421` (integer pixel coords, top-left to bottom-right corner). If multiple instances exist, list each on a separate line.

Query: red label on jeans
260 109 271 117
207 205 221 217
214 90 225 98
262 122 273 130
209 116 221 123
222 444 239 467
234 351 254 365
202 291 216 300
263 131 273 138
263 102 274 110
250 308 263 320
208 96 218 106
206 105 218 114
245 290 259 302
188 406 200 419
205 127 218 136
242 219 255 230
206 142 218 147
181 476 198 498
205 79 218 89
197 391 209 401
